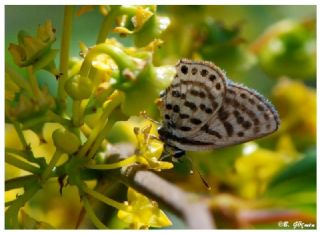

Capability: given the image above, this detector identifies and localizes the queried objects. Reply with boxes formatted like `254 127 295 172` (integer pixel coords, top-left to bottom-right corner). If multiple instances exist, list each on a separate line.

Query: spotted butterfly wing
160 59 227 137
158 59 280 151
175 82 280 151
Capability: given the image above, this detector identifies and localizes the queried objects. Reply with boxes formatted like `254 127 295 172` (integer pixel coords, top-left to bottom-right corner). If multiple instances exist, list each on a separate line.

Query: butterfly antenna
169 149 211 190
186 156 211 190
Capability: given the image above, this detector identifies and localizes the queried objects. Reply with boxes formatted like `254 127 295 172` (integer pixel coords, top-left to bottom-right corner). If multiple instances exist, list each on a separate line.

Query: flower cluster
5 5 173 229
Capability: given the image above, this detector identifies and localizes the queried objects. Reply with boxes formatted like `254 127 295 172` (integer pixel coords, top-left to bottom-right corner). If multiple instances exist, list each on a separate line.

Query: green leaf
263 150 316 214
267 151 316 193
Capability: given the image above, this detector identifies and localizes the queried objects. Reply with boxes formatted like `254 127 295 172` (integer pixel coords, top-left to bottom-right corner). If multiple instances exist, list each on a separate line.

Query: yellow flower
77 5 111 17
19 209 54 229
110 6 154 37
5 123 66 206
5 123 38 179
98 5 111 16
107 116 173 171
5 122 66 164
8 20 56 67
91 54 118 86
76 5 95 16
118 188 172 229
131 7 154 31
113 27 134 36
272 78 316 148
276 134 300 160
141 39 164 52
134 124 173 170
231 143 287 199
67 57 83 78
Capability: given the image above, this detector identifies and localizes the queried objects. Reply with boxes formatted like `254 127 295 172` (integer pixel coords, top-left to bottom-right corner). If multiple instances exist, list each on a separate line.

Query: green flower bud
65 74 93 100
52 128 81 154
258 20 316 80
197 19 255 77
107 119 138 145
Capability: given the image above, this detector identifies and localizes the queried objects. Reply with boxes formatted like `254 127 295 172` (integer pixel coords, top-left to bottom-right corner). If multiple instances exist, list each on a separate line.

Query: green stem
72 100 82 126
5 181 41 229
93 43 136 70
5 200 16 207
58 5 74 112
47 110 71 126
12 121 28 149
21 114 47 129
87 123 109 159
81 185 128 211
41 150 63 180
5 147 38 165
118 5 138 15
79 52 96 77
96 6 121 43
86 155 137 170
77 123 102 157
78 91 123 157
5 153 40 174
6 147 47 169
6 147 28 159
27 67 41 99
22 110 70 129
79 43 136 81
82 196 108 229
5 175 37 191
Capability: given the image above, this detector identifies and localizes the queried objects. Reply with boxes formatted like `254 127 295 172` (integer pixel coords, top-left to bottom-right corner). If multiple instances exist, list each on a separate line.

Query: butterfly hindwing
190 82 280 149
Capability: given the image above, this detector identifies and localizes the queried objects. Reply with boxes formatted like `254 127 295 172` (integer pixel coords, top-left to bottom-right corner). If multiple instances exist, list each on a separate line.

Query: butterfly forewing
161 59 227 136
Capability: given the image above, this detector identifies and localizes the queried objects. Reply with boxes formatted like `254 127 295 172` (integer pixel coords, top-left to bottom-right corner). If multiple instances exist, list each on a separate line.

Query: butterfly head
157 125 171 142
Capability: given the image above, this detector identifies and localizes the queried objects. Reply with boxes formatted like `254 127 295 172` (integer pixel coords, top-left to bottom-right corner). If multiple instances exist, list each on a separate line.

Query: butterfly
158 59 280 152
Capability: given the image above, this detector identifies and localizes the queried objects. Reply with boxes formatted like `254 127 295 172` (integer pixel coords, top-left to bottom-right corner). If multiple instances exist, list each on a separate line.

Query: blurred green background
5 5 316 229
5 5 316 97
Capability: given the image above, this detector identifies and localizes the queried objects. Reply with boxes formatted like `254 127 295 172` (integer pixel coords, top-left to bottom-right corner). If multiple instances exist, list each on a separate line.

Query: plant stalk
82 196 108 229
5 153 39 174
58 5 74 111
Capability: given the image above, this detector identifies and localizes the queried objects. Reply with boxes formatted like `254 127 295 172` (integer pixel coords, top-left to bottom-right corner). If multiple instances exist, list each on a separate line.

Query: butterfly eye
158 126 168 139
159 90 166 98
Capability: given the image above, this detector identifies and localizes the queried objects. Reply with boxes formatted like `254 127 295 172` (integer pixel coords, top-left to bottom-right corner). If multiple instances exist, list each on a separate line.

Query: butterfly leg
171 148 186 163
159 145 185 161
172 148 186 158
139 110 161 125
160 145 186 162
